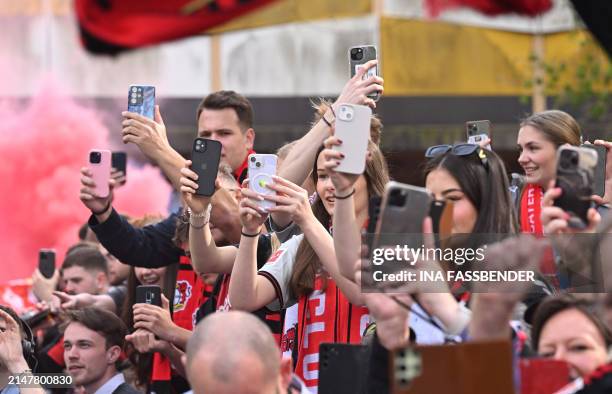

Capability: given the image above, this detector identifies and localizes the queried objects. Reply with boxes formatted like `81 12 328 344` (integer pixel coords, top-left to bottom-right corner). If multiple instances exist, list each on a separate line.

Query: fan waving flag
75 0 278 55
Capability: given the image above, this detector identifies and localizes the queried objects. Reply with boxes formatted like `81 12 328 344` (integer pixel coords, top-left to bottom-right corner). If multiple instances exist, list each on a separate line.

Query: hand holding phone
191 138 221 197
135 285 162 307
88 149 111 198
248 154 277 211
38 249 56 279
349 45 380 101
128 85 155 119
554 146 597 228
466 120 492 150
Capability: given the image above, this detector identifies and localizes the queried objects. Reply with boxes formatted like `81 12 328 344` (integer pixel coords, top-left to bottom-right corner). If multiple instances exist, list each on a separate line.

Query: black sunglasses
424 143 489 170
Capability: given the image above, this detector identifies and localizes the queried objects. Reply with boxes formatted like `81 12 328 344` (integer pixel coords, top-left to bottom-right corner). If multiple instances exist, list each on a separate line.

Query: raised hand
179 160 213 214
121 105 170 158
334 59 384 110
79 167 114 215
264 176 314 227
239 179 269 234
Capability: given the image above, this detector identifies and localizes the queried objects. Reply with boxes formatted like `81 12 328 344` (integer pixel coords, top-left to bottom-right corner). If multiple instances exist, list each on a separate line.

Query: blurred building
0 0 609 183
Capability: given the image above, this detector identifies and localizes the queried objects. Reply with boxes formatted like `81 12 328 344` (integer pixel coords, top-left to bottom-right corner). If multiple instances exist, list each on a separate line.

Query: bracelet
241 230 260 238
334 189 355 200
329 105 336 118
91 201 111 216
188 204 212 229
322 110 334 128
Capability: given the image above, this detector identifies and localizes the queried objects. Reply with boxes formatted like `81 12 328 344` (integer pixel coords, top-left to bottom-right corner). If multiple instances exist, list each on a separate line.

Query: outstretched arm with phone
122 105 186 191
272 60 383 229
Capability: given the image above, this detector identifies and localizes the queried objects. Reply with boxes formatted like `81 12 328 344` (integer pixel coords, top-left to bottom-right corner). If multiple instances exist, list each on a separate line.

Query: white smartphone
333 104 372 174
466 120 492 150
248 154 278 211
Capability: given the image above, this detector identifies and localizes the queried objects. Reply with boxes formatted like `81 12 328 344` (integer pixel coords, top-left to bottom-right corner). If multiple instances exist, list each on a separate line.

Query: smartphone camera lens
250 156 257 162
389 189 407 207
350 48 363 61
90 151 101 164
256 162 261 168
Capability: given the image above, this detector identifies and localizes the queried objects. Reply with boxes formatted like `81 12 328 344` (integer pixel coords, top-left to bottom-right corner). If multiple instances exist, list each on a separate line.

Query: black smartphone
466 120 492 150
349 45 379 101
191 138 222 196
111 151 127 177
582 144 606 197
135 285 162 306
554 146 597 228
319 343 368 394
38 249 56 279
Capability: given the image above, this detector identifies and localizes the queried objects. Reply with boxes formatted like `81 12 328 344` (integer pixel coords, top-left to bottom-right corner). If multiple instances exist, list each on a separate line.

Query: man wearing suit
63 308 138 394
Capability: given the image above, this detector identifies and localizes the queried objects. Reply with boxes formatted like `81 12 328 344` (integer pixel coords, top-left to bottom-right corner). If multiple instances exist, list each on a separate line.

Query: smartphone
333 104 372 174
135 285 162 306
111 151 127 176
582 144 606 197
88 149 112 198
465 120 492 150
248 154 277 211
374 182 432 251
319 343 369 394
429 200 454 244
349 45 379 101
191 138 222 197
38 249 56 279
554 146 597 228
128 85 155 119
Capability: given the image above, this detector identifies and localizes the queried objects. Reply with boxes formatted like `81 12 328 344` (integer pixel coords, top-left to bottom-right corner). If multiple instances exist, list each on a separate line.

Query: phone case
191 138 221 196
582 144 606 197
111 151 127 175
319 343 369 394
128 85 155 119
38 249 56 279
248 154 277 210
349 45 379 101
374 182 432 251
466 120 492 149
89 149 111 198
333 104 372 174
392 340 514 394
135 285 162 306
554 146 597 228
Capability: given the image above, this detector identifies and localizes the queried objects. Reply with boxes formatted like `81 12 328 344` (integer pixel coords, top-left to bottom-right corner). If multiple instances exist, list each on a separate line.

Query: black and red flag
75 0 278 55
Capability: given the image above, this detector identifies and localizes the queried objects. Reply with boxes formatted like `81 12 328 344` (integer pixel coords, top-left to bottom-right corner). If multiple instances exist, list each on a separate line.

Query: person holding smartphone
226 142 389 391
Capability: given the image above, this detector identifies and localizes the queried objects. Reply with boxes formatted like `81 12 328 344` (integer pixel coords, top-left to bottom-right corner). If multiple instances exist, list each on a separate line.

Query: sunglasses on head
424 143 489 170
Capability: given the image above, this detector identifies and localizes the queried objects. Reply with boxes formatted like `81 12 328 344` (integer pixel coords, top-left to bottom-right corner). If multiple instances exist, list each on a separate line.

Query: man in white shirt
63 308 138 394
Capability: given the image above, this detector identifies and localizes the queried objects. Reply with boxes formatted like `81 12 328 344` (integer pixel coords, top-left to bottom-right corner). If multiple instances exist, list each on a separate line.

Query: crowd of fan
1 60 612 394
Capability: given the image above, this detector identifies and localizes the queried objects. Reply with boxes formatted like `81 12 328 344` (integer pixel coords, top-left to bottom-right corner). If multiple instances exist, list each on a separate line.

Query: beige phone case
333 104 372 175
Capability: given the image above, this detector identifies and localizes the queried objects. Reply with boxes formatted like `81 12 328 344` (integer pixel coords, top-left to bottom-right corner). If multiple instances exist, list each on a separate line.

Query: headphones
0 306 37 371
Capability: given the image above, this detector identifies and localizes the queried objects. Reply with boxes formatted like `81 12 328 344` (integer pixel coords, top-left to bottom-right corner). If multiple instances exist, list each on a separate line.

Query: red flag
75 0 278 54
425 0 552 18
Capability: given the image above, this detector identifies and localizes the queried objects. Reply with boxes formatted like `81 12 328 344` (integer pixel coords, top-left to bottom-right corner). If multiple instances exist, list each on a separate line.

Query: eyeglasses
425 143 489 170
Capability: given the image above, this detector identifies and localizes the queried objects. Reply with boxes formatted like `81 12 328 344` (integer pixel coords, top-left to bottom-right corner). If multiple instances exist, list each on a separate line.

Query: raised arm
320 137 364 280
180 162 239 274
121 105 185 190
80 167 182 267
266 176 363 305
228 185 277 311
272 60 383 228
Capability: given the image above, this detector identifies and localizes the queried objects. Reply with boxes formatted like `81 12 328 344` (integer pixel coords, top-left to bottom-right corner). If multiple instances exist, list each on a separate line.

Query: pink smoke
0 80 171 283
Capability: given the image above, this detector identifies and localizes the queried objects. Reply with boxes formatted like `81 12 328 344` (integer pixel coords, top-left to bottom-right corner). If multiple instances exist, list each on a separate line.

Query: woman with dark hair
531 295 611 380
227 141 389 391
